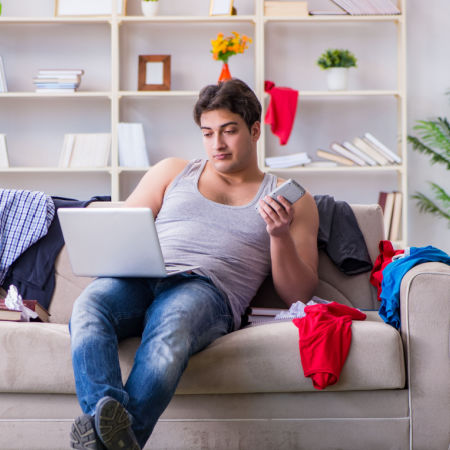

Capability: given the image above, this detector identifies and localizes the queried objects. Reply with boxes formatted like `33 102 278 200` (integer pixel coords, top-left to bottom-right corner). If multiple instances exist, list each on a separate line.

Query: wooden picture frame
209 0 234 16
55 0 126 17
138 55 171 91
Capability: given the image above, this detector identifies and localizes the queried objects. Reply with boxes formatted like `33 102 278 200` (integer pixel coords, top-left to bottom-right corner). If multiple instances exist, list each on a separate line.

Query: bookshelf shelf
119 15 256 24
0 92 111 98
119 90 199 98
265 165 404 173
0 167 112 173
0 0 407 243
264 14 402 23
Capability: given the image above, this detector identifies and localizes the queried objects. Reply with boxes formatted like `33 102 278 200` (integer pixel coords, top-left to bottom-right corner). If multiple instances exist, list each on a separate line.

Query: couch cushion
0 312 404 394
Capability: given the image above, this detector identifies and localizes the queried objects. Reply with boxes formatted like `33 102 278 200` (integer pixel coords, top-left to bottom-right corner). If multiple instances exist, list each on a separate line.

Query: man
69 78 319 450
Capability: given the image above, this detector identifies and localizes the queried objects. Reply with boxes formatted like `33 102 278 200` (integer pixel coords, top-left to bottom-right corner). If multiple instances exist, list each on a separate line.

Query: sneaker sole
71 414 104 450
95 397 140 450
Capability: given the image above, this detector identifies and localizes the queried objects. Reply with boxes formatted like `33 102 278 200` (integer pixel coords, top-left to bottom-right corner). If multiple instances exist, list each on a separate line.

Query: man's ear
251 121 261 141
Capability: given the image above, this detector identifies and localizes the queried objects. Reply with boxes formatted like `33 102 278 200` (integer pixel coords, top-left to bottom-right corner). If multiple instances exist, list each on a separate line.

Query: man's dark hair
193 78 261 131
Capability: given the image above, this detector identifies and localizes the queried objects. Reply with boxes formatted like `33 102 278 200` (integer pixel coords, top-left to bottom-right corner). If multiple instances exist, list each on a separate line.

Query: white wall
0 0 449 251
406 0 450 252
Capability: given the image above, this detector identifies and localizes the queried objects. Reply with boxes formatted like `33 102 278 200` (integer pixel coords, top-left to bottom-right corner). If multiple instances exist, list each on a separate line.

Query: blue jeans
69 273 234 447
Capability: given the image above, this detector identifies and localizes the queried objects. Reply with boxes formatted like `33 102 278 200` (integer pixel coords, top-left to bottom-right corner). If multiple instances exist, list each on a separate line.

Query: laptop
57 207 200 278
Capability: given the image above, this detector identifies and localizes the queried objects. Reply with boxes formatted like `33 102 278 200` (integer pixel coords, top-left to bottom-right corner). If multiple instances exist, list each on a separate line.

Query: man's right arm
125 157 188 217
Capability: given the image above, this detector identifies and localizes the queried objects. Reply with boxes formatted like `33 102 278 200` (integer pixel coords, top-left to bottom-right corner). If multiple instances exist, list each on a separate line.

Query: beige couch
0 203 449 450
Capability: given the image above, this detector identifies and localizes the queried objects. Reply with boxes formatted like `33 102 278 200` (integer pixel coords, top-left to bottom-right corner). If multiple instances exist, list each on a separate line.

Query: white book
38 69 84 76
59 134 76 168
118 123 149 167
35 89 76 93
69 133 111 168
364 132 402 163
352 137 389 165
331 142 366 166
0 134 9 168
342 141 377 166
0 56 8 93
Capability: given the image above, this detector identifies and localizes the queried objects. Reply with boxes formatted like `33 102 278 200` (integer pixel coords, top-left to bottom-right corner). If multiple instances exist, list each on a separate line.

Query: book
265 152 311 168
389 192 402 241
59 134 76 167
309 10 348 15
316 149 355 166
382 191 396 239
0 304 21 321
0 299 50 322
378 191 388 212
118 123 150 168
60 133 111 168
352 137 389 165
0 134 9 168
342 140 377 166
37 69 85 76
331 142 366 166
22 300 51 322
331 0 400 15
246 306 289 316
35 88 76 93
364 132 402 164
0 56 8 93
71 133 111 167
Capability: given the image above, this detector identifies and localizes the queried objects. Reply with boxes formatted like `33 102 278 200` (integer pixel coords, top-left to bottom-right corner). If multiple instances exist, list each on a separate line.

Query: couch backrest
250 204 383 311
48 203 383 324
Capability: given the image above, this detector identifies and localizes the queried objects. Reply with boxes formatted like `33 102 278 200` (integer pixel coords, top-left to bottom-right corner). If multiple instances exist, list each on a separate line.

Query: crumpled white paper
4 285 38 321
275 296 332 320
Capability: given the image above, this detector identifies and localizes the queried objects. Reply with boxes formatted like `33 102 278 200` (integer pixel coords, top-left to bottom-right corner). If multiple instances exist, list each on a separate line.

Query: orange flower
210 31 252 63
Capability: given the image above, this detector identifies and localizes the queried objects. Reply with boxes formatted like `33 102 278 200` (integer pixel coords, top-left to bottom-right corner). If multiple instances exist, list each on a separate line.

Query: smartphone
267 178 306 205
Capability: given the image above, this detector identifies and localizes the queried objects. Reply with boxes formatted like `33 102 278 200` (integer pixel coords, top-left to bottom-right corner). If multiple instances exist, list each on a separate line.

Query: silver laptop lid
58 207 168 277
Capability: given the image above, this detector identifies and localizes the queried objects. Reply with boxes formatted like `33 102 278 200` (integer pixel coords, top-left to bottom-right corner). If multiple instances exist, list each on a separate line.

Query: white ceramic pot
141 1 159 17
326 67 349 91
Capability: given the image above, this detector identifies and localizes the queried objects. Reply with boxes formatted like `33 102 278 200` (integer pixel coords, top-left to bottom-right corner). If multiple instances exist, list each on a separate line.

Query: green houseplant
407 105 450 225
316 49 357 91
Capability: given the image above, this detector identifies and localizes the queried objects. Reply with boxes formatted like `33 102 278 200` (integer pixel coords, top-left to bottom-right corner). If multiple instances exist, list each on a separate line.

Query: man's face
200 108 260 174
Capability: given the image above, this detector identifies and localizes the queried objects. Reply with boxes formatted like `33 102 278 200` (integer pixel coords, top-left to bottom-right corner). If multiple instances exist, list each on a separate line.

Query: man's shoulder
153 157 189 182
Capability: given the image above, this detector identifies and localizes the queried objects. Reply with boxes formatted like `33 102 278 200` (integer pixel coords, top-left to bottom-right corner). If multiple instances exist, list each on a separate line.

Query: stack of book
330 0 400 15
0 299 50 322
316 132 402 167
244 306 289 326
32 69 84 93
265 152 311 169
59 133 111 168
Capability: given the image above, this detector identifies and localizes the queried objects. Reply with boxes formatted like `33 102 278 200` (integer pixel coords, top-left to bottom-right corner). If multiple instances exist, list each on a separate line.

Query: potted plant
316 48 357 91
407 99 450 224
141 0 159 17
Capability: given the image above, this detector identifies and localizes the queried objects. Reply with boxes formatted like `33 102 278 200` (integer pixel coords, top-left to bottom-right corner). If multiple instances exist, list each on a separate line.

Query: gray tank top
155 159 278 329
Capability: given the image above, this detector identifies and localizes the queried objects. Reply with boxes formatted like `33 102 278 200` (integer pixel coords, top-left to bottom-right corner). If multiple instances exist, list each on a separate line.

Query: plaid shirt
0 189 55 284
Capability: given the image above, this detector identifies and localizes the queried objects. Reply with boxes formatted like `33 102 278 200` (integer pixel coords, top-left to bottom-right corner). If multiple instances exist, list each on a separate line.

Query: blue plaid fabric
0 189 55 284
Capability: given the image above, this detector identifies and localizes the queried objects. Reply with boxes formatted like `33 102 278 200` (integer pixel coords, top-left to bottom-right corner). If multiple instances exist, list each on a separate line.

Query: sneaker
70 414 106 450
94 396 141 450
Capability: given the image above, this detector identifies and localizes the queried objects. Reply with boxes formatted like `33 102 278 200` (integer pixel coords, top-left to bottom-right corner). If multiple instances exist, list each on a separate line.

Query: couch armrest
399 261 450 450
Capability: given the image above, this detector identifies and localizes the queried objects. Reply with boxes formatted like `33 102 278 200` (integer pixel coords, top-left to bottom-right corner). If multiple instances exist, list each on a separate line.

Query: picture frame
209 0 234 16
138 55 171 91
55 0 126 17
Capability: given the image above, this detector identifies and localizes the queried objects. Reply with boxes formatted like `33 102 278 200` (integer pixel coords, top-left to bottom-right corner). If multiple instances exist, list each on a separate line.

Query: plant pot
141 1 159 17
326 67 349 91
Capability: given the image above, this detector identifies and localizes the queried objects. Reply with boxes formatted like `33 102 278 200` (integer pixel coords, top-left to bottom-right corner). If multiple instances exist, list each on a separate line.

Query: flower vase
141 1 159 17
218 62 232 84
326 67 349 91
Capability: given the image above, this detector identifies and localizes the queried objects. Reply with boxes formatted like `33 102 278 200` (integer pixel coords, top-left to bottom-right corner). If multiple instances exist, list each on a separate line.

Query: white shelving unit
0 0 407 244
